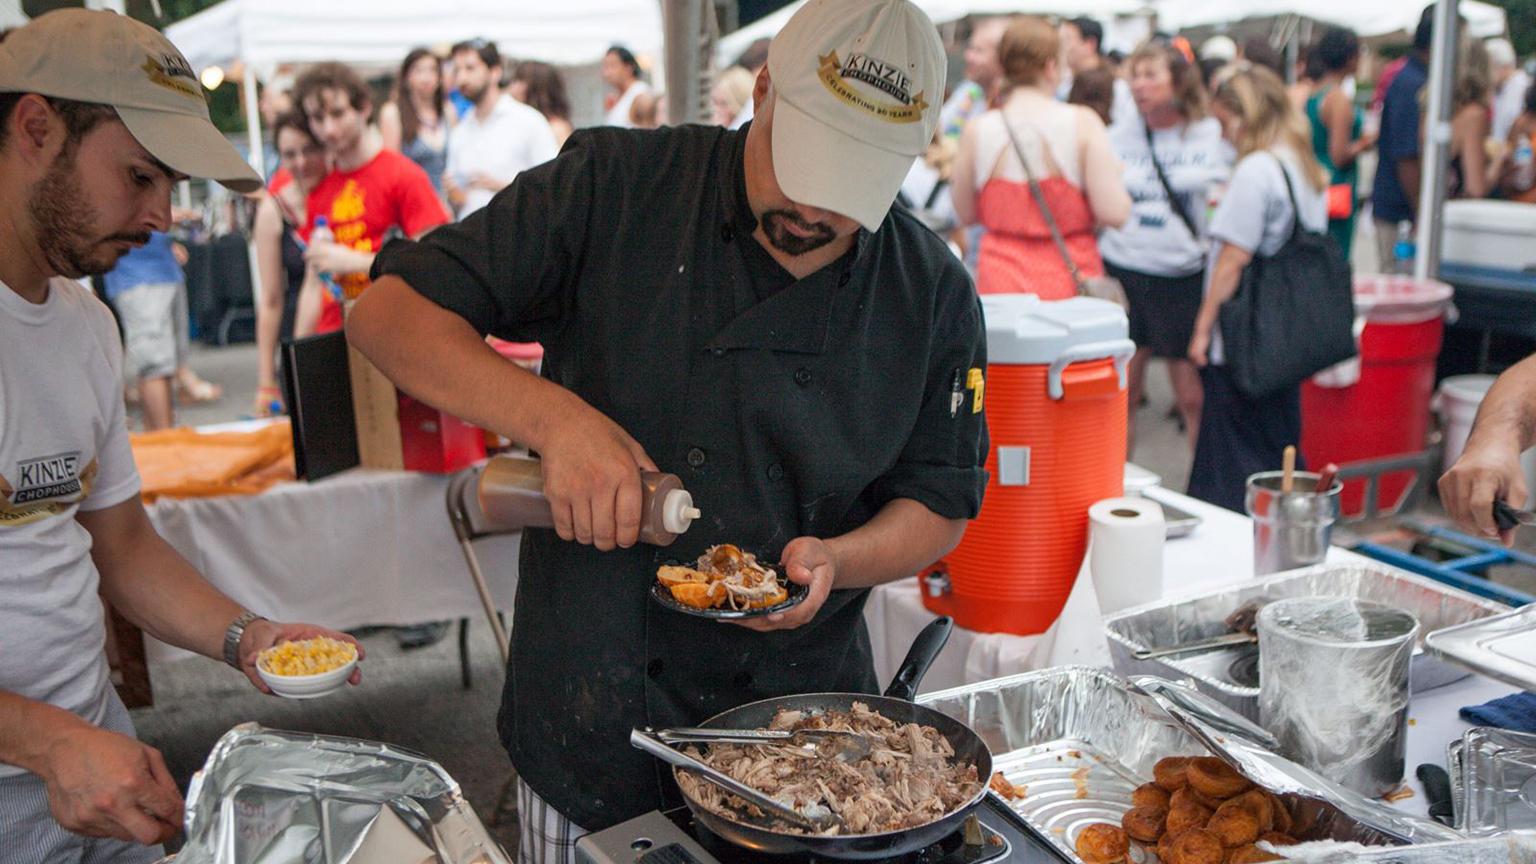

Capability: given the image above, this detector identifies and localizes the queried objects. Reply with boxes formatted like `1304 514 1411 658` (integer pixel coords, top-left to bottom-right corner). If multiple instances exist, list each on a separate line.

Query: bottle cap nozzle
661 489 699 535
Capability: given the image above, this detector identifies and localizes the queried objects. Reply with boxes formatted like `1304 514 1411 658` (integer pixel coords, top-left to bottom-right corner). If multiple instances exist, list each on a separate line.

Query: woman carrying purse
1188 66 1332 512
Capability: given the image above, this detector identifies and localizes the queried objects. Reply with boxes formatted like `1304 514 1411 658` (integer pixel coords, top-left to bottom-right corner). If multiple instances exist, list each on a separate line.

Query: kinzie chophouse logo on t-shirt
11 452 84 504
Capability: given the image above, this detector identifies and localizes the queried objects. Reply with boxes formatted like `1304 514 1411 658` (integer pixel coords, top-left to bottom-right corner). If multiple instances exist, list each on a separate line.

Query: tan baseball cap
766 0 945 231
0 8 263 193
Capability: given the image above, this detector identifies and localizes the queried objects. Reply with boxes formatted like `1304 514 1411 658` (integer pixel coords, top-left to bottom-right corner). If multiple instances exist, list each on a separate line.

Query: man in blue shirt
102 232 189 430
1372 7 1434 269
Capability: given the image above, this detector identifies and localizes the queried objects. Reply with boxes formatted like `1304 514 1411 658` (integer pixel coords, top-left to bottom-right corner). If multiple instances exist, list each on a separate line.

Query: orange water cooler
922 295 1132 635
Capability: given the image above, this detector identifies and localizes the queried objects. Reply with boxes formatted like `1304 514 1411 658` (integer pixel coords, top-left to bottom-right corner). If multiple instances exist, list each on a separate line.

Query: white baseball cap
767 0 945 231
0 9 263 193
1199 36 1238 63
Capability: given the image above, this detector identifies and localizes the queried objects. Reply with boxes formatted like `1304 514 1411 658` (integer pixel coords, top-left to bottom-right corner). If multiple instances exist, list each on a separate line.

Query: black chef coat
371 123 988 830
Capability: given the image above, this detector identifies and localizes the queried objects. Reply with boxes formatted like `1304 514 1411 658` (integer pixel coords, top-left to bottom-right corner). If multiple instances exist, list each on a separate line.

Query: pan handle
629 728 837 833
884 615 953 702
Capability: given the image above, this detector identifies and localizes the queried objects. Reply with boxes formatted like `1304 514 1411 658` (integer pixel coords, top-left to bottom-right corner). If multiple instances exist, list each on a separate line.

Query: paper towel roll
1088 497 1166 615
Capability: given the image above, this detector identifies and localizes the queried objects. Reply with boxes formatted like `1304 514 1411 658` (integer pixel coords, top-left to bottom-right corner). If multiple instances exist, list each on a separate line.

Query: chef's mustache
106 232 153 247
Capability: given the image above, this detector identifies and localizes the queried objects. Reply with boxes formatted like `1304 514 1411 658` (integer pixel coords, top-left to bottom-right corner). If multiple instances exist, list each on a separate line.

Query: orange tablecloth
130 422 296 502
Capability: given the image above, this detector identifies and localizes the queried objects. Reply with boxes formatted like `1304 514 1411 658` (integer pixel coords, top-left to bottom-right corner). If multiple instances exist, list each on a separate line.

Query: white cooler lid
1443 199 1536 231
981 295 1129 365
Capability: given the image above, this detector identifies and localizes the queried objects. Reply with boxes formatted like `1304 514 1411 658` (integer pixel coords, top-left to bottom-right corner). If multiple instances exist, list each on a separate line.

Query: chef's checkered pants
517 777 590 864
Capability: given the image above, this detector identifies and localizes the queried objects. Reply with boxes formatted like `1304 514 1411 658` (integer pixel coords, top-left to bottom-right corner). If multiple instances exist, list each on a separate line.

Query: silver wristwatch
223 610 265 669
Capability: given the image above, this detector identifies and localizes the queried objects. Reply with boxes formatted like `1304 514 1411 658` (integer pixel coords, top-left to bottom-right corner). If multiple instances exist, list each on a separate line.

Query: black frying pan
666 616 993 860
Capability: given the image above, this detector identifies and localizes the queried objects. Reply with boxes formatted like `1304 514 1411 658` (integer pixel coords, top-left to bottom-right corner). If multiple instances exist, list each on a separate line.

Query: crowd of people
908 6 1535 509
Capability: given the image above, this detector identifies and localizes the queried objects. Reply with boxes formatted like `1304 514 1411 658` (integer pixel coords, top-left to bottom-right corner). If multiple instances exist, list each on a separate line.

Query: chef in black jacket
347 0 988 858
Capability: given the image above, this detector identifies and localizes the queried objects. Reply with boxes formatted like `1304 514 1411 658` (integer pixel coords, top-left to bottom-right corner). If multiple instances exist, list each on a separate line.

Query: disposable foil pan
1104 563 1508 721
915 667 1454 864
1426 604 1536 692
1449 727 1536 836
1281 831 1536 862
166 723 511 864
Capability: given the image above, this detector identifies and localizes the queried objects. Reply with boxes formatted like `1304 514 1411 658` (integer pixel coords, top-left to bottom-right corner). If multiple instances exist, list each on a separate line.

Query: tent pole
1415 0 1457 281
242 64 265 313
663 0 705 124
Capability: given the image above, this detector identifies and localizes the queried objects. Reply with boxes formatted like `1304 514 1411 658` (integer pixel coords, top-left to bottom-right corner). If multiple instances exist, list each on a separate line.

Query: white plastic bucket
1437 374 1536 506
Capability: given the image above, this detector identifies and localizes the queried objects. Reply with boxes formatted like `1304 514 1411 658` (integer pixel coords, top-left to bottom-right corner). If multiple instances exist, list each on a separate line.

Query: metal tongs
654 727 872 762
631 729 841 832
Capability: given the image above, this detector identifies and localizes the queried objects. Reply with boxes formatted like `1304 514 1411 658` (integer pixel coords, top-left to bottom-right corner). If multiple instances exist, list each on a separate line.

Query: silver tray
1104 563 1509 721
1448 727 1536 836
916 666 1447 864
1285 832 1536 862
1426 604 1536 692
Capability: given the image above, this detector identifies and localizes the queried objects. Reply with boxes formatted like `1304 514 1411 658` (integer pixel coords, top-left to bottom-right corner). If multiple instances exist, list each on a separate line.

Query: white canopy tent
165 0 663 74
718 0 1146 64
1154 0 1506 40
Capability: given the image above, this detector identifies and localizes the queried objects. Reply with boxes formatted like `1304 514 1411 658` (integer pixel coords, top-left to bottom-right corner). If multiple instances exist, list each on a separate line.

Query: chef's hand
237 619 365 694
1440 437 1530 545
732 536 836 632
538 403 658 550
38 719 182 846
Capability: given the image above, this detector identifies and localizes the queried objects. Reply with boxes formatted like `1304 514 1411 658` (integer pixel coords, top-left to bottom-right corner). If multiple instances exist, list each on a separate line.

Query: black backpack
1219 154 1356 399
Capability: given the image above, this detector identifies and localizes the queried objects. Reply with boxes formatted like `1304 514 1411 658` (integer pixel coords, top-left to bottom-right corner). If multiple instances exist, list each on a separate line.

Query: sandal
176 377 223 404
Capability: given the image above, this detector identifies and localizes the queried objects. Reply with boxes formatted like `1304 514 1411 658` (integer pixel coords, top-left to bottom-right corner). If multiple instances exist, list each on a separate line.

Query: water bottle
309 216 344 302
1514 138 1535 192
1392 221 1416 275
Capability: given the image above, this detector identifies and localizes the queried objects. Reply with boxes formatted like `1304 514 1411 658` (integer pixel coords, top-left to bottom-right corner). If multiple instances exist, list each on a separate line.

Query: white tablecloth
145 467 520 662
862 486 1518 819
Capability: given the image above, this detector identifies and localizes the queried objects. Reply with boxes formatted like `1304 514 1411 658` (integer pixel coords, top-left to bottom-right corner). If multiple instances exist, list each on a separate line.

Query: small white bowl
256 654 357 699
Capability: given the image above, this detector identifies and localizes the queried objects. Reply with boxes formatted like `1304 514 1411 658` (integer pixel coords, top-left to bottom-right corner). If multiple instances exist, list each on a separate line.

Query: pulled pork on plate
657 544 788 611
677 702 982 836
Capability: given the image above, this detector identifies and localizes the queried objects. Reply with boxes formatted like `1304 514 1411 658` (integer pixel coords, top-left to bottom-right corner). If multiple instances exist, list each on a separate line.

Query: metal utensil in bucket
1246 470 1342 575
1257 596 1420 798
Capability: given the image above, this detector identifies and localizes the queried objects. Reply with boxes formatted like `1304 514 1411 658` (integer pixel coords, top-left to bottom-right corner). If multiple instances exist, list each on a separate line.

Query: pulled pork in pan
677 702 982 835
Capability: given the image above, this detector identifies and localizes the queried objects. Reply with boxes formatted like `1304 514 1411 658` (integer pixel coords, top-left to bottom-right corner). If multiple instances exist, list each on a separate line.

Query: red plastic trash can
1300 275 1453 517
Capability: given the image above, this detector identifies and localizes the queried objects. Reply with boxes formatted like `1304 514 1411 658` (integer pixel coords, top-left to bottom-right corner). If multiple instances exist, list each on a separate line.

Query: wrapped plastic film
166 723 511 864
1256 597 1420 798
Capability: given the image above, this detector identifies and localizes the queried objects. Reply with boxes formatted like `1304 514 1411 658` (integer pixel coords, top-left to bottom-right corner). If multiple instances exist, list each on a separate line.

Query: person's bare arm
77 497 362 691
949 120 981 226
735 499 966 633
252 197 286 412
1079 107 1131 228
347 276 657 549
1456 105 1492 199
0 690 180 846
1398 156 1423 214
1324 89 1368 169
1188 241 1253 367
378 102 403 152
1440 352 1536 540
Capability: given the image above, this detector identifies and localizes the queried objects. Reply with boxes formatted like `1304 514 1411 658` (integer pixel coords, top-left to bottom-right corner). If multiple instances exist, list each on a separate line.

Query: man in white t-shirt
0 12 363 863
443 39 558 219
601 45 651 128
1057 17 1137 129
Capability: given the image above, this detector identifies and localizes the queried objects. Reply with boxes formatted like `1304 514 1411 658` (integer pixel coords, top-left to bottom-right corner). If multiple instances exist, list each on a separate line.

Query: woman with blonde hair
1443 36 1493 199
710 65 756 127
1101 39 1232 456
951 16 1129 299
1187 65 1330 510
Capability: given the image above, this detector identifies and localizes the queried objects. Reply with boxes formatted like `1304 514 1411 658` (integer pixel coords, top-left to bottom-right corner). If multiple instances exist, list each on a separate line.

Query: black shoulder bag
1217 155 1356 400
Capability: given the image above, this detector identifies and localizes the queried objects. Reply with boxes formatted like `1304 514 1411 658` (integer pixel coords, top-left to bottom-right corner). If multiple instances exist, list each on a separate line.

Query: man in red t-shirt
294 63 449 333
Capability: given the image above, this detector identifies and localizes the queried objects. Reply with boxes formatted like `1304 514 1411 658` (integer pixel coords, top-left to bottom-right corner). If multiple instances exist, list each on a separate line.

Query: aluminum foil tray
1426 604 1536 693
1286 832 1536 862
1449 727 1536 836
168 723 511 864
1104 563 1508 721
916 667 1454 864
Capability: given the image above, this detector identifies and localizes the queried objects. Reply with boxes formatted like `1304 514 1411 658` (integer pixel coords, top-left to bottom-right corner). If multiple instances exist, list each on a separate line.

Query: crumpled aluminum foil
1133 676 1461 846
167 723 511 864
1281 831 1536 862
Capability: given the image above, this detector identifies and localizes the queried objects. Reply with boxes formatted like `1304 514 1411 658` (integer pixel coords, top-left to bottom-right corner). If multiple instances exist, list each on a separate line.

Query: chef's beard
761 209 837 257
29 148 147 278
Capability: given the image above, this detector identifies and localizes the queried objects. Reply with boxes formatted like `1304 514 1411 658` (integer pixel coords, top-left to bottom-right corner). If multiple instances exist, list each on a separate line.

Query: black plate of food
649 545 811 620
